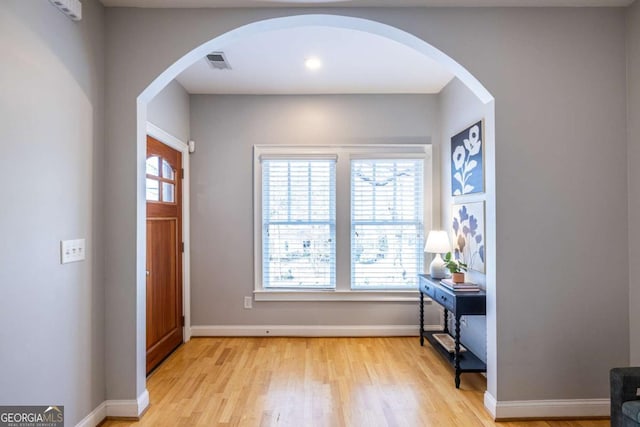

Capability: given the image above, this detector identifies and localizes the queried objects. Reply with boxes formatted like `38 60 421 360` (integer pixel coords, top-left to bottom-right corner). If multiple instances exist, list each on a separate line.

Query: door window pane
146 178 159 201
162 182 175 203
146 156 159 177
162 159 175 180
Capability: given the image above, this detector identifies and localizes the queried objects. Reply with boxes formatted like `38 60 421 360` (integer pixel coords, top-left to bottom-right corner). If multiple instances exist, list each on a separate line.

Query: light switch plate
61 238 86 264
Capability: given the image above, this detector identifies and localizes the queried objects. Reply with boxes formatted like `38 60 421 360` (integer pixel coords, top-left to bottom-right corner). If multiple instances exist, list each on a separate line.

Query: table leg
444 309 449 334
454 314 461 389
419 292 424 346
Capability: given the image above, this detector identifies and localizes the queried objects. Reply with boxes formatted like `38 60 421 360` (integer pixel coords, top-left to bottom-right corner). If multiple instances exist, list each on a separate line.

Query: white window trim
253 144 433 302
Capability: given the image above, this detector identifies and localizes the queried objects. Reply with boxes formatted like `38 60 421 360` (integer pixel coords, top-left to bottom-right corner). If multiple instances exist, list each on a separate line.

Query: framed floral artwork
451 202 485 273
451 120 484 196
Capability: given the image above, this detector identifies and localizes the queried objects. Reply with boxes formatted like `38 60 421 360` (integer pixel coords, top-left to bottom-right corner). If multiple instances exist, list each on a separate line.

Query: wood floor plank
102 337 609 427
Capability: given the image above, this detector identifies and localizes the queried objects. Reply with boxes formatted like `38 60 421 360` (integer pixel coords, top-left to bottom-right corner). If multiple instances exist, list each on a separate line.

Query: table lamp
424 230 450 279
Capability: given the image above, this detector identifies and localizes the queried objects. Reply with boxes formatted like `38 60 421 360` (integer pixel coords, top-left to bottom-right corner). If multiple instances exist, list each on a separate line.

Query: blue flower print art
451 202 485 273
451 120 484 196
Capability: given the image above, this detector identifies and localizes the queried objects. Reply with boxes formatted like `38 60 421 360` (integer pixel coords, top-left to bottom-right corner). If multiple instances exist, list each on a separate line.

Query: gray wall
628 0 640 366
148 79 191 142
439 78 494 364
189 94 441 327
484 8 628 400
0 1 105 425
104 6 629 404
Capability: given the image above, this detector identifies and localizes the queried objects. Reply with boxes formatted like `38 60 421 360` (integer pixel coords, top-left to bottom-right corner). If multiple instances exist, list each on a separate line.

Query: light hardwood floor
102 337 608 427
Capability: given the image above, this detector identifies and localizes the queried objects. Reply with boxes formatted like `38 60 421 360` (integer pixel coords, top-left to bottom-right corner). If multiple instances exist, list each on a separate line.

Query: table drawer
419 277 437 299
435 288 456 313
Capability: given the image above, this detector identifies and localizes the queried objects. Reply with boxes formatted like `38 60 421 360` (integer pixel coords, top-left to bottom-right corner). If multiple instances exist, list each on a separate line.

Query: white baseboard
75 402 106 427
484 391 609 419
190 324 441 337
484 391 497 419
76 390 149 427
136 389 150 416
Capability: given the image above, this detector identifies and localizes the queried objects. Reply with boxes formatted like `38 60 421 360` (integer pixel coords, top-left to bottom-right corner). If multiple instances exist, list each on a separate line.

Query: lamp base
429 254 447 279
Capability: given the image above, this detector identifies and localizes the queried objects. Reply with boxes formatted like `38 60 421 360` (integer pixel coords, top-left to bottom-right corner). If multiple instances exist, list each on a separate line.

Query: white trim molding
136 389 150 417
254 290 423 302
484 391 497 419
75 402 106 427
105 389 150 418
190 324 442 337
146 122 192 341
484 391 609 420
76 390 149 427
147 122 187 152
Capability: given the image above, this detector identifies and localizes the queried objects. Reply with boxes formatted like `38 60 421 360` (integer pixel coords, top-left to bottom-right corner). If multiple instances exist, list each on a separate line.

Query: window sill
253 289 421 302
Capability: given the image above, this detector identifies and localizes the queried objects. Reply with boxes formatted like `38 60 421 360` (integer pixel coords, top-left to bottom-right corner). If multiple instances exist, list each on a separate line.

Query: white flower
463 125 482 156
454 172 464 185
452 146 465 170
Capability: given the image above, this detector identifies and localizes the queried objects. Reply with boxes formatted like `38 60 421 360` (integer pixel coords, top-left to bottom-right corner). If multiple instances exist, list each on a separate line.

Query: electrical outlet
244 296 252 309
60 238 86 264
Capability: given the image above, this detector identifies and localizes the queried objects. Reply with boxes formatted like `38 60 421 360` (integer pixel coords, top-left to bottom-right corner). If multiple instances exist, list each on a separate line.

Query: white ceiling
176 26 455 94
100 0 634 7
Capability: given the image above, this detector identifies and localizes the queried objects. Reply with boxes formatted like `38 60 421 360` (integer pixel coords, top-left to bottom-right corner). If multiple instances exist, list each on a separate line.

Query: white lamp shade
424 230 450 254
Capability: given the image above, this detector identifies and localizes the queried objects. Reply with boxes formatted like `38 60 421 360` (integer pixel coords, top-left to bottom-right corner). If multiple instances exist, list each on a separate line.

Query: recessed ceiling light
305 57 322 71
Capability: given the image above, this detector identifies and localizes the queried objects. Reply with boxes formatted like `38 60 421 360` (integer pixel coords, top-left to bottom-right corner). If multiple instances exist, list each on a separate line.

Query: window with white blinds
255 145 430 299
351 159 424 288
261 159 336 288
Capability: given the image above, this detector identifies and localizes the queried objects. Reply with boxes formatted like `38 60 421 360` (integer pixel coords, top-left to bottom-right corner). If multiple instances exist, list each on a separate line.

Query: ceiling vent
49 0 82 21
206 52 232 70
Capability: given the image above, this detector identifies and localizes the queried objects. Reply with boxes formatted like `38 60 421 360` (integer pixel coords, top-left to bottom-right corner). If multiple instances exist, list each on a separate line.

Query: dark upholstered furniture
611 367 640 427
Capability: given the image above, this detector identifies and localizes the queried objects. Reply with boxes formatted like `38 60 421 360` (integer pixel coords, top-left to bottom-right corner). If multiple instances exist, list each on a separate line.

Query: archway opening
136 12 496 414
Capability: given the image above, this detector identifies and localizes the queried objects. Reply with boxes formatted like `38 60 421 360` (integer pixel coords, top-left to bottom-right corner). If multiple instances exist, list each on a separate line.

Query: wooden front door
145 135 183 374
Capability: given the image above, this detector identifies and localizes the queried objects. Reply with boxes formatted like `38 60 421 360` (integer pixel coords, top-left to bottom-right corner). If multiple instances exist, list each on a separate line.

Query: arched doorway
135 13 496 415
